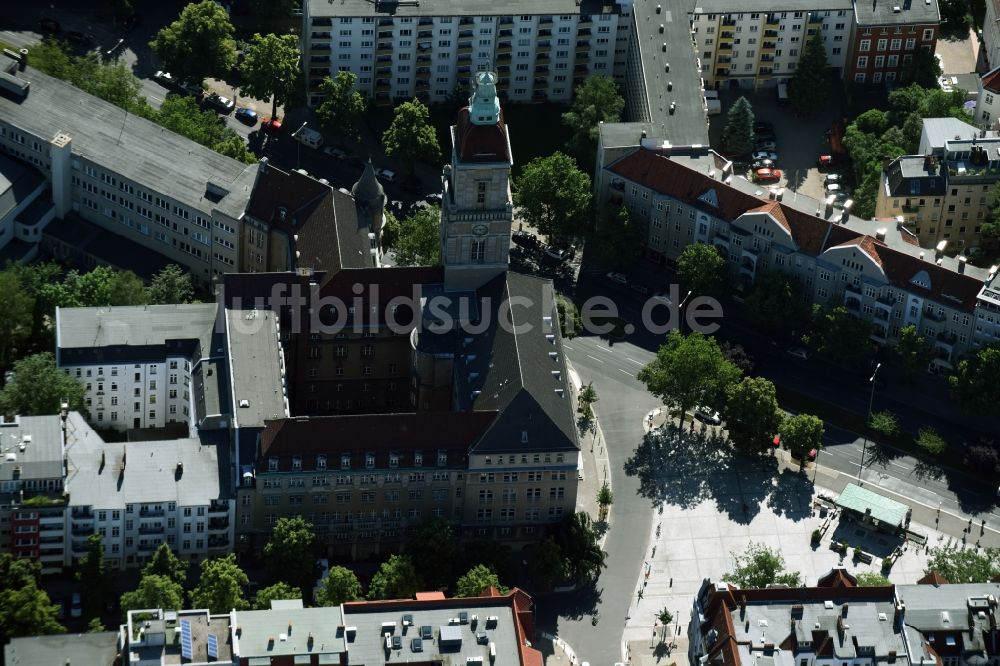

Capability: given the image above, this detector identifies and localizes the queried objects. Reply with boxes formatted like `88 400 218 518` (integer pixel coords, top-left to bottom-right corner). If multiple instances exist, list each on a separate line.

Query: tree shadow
536 582 604 623
828 520 901 559
765 467 817 521
911 459 945 482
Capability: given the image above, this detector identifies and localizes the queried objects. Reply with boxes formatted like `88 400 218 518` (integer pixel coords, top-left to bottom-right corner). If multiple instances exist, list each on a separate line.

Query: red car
261 117 283 134
754 168 782 183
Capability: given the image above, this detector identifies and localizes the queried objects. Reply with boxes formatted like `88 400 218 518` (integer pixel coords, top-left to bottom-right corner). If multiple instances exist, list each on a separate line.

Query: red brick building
845 0 940 86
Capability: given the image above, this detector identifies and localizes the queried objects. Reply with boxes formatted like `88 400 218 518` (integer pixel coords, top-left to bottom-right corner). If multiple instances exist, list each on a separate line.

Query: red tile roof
455 107 511 163
829 235 886 268
983 66 1000 94
415 591 447 600
917 571 950 586
748 201 791 233
816 568 858 588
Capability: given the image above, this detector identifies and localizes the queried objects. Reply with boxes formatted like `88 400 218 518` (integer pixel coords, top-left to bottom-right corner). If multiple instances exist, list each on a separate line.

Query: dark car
512 230 540 249
234 107 258 125
38 18 61 34
424 192 443 205
202 92 235 114
751 159 776 170
754 121 774 134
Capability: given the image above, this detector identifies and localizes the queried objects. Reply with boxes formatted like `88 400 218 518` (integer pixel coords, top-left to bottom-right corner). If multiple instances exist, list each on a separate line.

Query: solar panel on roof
207 633 218 659
180 619 193 660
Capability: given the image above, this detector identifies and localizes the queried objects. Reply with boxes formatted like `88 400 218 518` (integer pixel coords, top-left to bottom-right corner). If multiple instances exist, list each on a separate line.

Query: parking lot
708 80 848 200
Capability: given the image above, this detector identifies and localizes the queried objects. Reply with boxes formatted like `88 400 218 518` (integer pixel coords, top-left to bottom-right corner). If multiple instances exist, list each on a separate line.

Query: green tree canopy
597 206 644 270
0 352 87 418
41 266 147 309
392 207 442 266
406 518 457 590
316 71 367 142
722 96 755 155
743 271 809 337
781 413 825 460
0 554 64 646
455 564 506 597
149 0 237 85
0 268 34 369
638 331 742 426
678 243 728 299
121 574 185 614
902 46 942 88
143 543 188 587
263 517 318 593
916 427 947 456
513 152 593 244
803 301 872 363
254 582 302 610
855 572 892 586
239 33 301 120
896 325 934 377
949 343 1000 411
722 377 783 453
561 76 625 165
925 546 1000 583
724 542 801 588
77 533 110 619
247 0 299 21
789 32 828 116
530 537 568 591
316 566 364 606
368 555 422 600
869 410 900 439
382 99 442 176
148 265 195 305
553 512 607 582
190 554 249 613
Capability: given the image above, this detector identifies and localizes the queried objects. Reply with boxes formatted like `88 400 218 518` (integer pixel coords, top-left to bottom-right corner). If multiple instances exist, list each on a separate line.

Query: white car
375 167 396 183
606 272 628 285
694 406 722 425
825 182 842 193
153 70 176 87
752 150 779 163
824 173 842 184
652 290 672 304
787 347 810 360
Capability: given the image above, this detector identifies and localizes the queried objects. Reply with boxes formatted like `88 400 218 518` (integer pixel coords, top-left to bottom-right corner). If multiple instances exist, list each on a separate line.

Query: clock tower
440 70 514 291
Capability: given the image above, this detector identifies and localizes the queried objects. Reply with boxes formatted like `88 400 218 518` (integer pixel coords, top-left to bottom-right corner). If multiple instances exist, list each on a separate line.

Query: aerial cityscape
0 0 998 664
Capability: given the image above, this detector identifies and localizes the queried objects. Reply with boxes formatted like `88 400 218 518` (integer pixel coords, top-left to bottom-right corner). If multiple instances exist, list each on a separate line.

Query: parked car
694 406 722 425
424 192 443 205
751 150 779 162
751 159 776 170
824 173 843 185
261 117 283 134
375 167 396 182
512 230 541 249
817 154 835 169
543 246 573 263
825 182 842 194
122 13 140 32
652 290 672 304
63 31 93 49
70 593 82 618
753 121 775 134
322 146 348 159
754 168 782 183
234 107 258 125
606 271 628 285
202 92 235 114
787 347 810 360
755 139 778 151
153 70 177 88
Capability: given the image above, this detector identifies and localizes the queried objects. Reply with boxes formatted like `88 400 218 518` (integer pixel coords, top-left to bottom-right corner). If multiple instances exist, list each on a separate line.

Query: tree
553 512 607 582
949 343 1000 411
869 410 900 439
406 518 456 590
392 207 441 266
743 271 809 338
724 542 801 588
120 574 185 613
147 265 194 305
263 517 318 594
455 564 506 597
925 545 1000 583
579 382 598 420
87 617 107 633
788 32 828 116
77 533 110 619
937 0 974 30
190 554 249 613
0 269 35 369
108 0 134 21
597 483 613 521
513 152 593 244
316 71 367 142
213 134 258 164
531 537 568 590
896 325 934 377
0 555 63 645
561 76 625 165
657 608 673 626
149 1 237 86
803 302 872 363
722 377 783 453
677 243 728 300
143 543 188 587
42 266 147 309
382 99 441 177
0 353 88 417
721 96 755 155
239 33 300 121
855 572 892 586
638 330 742 426
719 341 754 375
781 413 825 461
368 555 421 600
902 46 942 88
248 0 298 20
964 438 1000 475
316 566 364 606
253 582 302 610
598 206 644 270
916 427 947 456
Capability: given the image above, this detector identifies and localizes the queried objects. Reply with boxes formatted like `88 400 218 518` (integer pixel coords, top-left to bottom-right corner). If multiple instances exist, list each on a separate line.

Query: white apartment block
55 304 221 432
690 5 853 90
0 59 256 285
302 0 634 107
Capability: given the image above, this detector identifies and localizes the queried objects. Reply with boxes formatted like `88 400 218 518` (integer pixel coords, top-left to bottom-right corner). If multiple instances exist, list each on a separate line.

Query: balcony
71 525 93 537
418 17 433 25
576 52 590 62
537 42 552 53
457 53 472 64
209 500 228 514
718 42 732 52
417 42 431 52
722 17 737 26
924 308 946 322
500 16 513 25
533 79 548 90
873 309 889 321
935 331 958 349
536 53 550 63
458 45 473 55
574 64 589 74
497 42 512 53
459 29 474 38
418 30 433 39
377 44 393 55
376 80 391 91
375 94 393 107
717 55 732 64
808 12 823 23
378 30 392 39
579 15 592 25
758 67 774 77
460 17 474 25
71 509 93 520
497 53 512 63
209 516 229 531
764 29 779 38
138 524 164 534
535 64 550 74
139 507 164 517
573 76 586 86
416 80 430 91
499 29 513 38
845 295 862 311
874 295 895 311
715 68 730 77
578 28 592 36
416 69 431 81
760 54 775 62
765 15 780 25
761 41 777 52
310 32 331 40
720 31 735 40
311 43 331 52
870 325 888 342
712 235 730 251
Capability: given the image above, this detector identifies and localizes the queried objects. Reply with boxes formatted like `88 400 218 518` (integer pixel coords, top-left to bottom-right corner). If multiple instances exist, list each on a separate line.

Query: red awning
772 435 781 447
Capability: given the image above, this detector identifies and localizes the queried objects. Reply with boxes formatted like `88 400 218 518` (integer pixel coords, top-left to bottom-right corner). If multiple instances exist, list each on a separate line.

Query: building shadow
827 520 901 558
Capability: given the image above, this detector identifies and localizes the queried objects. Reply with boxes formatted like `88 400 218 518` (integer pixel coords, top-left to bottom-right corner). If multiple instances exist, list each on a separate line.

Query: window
859 39 870 51
856 56 868 68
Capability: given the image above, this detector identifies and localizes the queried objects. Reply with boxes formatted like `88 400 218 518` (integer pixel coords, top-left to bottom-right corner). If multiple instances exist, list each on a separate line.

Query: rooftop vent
824 601 834 609
239 399 250 408
892 4 901 10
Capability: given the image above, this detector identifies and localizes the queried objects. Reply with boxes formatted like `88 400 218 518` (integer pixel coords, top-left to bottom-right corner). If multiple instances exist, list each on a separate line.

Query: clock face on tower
472 224 489 236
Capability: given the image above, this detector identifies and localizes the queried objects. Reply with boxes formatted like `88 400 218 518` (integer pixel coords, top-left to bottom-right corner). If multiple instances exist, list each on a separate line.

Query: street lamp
291 121 308 170
677 290 693 334
857 362 882 485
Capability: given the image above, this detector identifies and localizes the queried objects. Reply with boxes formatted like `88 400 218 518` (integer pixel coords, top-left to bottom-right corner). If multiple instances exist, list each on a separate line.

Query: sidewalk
567 363 613 547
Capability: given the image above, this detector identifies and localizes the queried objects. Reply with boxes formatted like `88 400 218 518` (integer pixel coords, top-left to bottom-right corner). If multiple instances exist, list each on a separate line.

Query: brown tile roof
748 201 791 233
917 571 950 586
983 66 1000 94
817 568 858 588
829 235 886 268
414 591 447 600
869 243 984 311
455 107 511 163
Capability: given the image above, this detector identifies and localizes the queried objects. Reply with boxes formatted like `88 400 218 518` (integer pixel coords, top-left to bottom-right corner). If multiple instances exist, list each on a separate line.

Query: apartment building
845 0 940 87
0 151 49 262
984 0 1000 71
63 411 233 570
55 303 223 432
0 415 67 575
974 66 1000 129
596 140 1000 368
690 4 854 91
0 58 257 285
301 0 633 107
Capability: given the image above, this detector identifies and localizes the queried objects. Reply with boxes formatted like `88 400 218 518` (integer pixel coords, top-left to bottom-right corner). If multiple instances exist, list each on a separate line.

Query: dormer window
317 455 327 470
389 453 399 468
292 456 302 470
414 451 423 467
268 457 278 471
341 454 351 470
366 453 376 469
437 450 448 466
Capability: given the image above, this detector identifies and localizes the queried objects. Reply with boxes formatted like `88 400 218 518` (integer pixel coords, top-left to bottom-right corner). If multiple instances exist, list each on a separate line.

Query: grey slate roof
457 272 579 454
353 159 386 203
884 155 946 196
224 308 289 428
0 415 63 483
0 66 258 220
56 303 220 365
692 0 851 10
4 632 119 666
853 0 940 25
920 117 982 153
0 151 43 220
307 0 623 17
64 412 224 509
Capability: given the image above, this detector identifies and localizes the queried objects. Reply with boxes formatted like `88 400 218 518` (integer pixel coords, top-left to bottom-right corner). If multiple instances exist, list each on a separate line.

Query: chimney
842 603 849 618
260 156 269 173
958 256 967 273
923 154 932 170
18 48 27 71
881 156 892 171
875 228 887 241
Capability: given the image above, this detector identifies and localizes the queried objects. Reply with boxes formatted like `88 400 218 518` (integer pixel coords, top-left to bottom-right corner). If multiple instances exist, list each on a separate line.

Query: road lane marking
625 357 644 366
585 354 606 364
618 368 634 376
564 344 575 350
